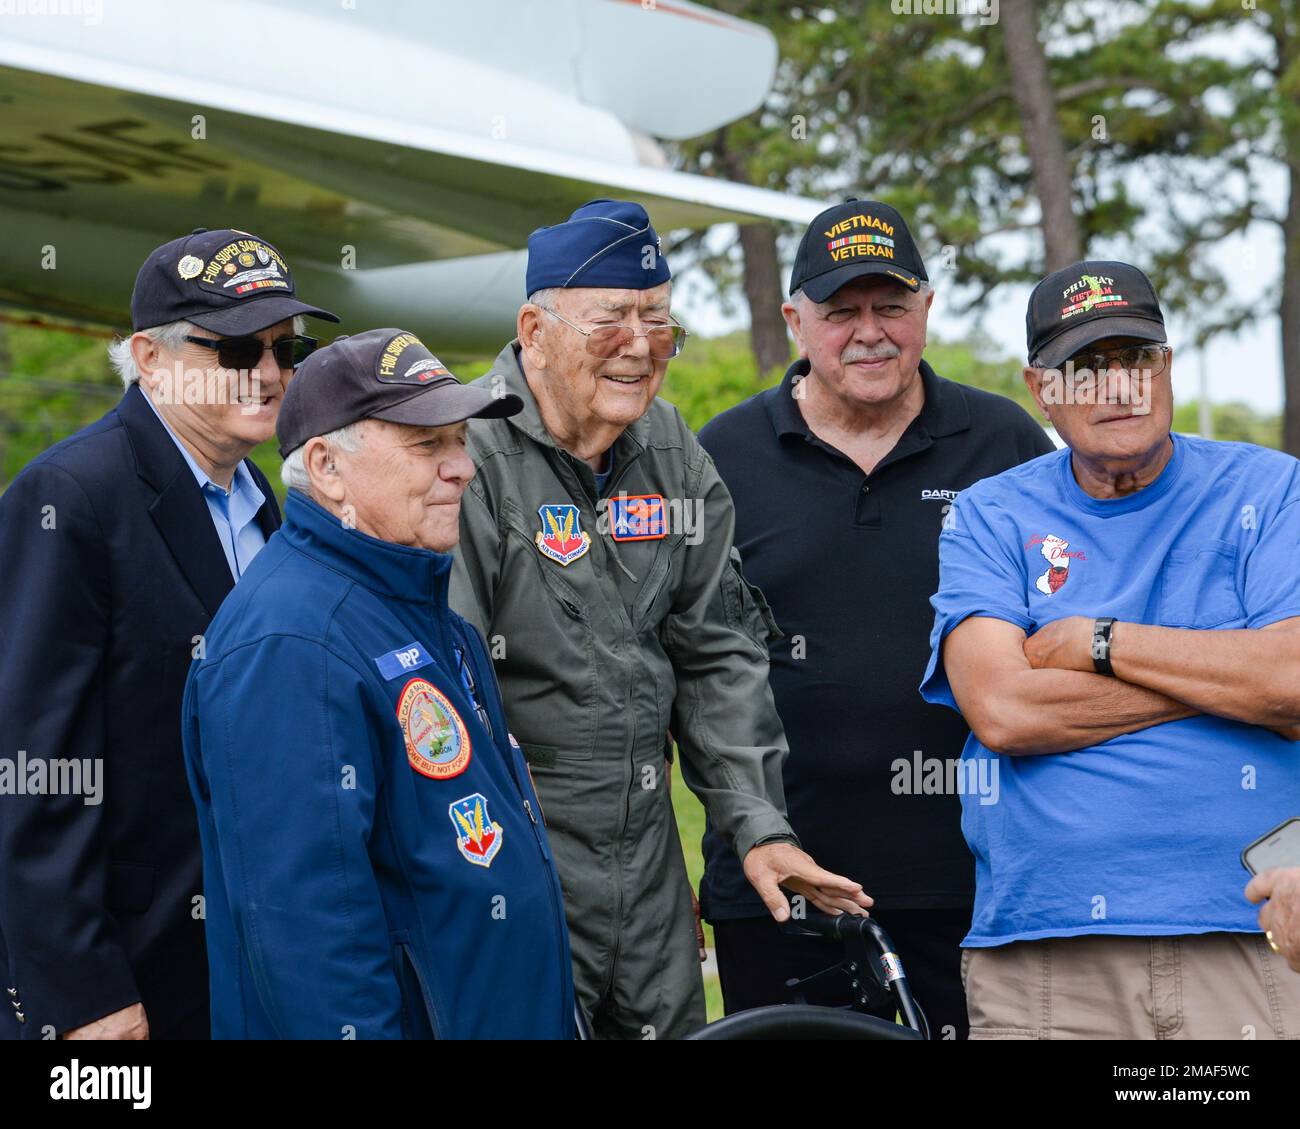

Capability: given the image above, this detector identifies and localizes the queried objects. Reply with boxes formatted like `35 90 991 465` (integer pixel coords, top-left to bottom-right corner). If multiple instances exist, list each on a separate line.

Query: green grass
670 766 723 1023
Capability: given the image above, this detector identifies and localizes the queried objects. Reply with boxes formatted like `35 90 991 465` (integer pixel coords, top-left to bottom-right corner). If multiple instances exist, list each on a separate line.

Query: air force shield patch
449 793 503 867
535 503 591 566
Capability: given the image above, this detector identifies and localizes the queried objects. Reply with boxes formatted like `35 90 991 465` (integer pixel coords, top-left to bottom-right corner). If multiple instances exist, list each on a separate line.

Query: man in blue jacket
182 328 575 1039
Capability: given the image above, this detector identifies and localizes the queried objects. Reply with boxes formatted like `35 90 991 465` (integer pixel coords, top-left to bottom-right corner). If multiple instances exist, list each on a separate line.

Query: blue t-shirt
920 433 1300 947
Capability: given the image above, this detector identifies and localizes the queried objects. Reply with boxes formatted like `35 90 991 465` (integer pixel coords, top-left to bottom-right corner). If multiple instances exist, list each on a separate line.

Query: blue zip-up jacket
181 489 574 1039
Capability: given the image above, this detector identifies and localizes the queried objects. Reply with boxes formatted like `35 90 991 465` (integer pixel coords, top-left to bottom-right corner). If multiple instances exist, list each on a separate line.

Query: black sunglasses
184 333 318 371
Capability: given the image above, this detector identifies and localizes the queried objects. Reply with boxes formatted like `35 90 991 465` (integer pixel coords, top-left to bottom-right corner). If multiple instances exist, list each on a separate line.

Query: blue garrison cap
525 199 671 296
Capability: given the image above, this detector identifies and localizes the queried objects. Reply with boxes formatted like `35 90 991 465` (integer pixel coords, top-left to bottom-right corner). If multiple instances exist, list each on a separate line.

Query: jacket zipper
458 623 569 1016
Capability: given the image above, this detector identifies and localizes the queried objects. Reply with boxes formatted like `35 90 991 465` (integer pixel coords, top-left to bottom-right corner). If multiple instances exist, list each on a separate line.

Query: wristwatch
1091 617 1117 676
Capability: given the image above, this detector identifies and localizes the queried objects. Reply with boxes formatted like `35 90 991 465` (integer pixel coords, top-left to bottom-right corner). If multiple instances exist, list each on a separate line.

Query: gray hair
108 315 307 390
280 421 366 495
107 320 195 389
527 287 560 312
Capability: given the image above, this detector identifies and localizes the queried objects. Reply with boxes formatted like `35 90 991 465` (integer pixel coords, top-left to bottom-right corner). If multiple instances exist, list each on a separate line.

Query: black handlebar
779 912 931 1039
686 1003 923 1040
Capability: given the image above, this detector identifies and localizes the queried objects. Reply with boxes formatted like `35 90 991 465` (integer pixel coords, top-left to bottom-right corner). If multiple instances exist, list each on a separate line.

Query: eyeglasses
184 333 318 371
540 308 688 359
1059 344 1170 384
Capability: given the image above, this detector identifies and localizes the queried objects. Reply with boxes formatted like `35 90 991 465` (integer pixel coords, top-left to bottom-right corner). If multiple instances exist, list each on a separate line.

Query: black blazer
0 384 280 1039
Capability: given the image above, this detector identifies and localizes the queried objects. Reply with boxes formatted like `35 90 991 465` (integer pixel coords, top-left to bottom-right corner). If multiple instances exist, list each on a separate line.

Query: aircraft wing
0 0 820 351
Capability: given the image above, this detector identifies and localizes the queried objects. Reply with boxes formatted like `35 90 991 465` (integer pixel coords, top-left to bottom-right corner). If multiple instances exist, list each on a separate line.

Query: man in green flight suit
450 199 872 1039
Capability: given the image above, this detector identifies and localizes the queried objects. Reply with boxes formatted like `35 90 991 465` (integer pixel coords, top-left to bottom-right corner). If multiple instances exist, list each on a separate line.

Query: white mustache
842 344 901 363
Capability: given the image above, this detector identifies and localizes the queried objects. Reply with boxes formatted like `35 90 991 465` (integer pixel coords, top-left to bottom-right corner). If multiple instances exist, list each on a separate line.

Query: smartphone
1242 817 1300 876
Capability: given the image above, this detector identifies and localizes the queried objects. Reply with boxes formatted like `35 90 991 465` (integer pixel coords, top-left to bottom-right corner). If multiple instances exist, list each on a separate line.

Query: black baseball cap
790 198 928 301
131 227 340 335
276 328 523 457
1027 260 1167 368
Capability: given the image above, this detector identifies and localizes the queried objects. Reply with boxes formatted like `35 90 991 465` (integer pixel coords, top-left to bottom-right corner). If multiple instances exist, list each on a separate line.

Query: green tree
671 1 1299 450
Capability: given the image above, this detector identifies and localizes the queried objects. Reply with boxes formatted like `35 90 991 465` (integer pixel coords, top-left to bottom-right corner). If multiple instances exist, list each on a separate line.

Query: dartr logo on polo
535 503 591 566
449 793 502 867
1027 533 1086 595
397 678 471 779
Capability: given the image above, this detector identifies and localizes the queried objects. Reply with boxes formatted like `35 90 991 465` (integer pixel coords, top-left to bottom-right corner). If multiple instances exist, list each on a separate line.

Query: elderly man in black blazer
0 228 337 1039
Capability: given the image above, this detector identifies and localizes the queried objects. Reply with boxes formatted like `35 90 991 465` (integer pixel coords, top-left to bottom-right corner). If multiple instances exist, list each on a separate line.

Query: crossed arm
942 614 1300 756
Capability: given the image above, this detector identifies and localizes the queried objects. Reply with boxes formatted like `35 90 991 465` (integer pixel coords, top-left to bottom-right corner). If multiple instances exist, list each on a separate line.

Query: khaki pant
962 933 1300 1039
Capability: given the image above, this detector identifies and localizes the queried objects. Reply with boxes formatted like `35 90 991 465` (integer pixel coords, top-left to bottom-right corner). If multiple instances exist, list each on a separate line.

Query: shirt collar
281 489 453 607
141 388 264 506
767 356 971 442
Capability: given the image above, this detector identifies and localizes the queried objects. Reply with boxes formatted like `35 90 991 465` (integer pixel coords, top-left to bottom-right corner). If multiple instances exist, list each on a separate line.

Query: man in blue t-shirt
921 260 1300 1039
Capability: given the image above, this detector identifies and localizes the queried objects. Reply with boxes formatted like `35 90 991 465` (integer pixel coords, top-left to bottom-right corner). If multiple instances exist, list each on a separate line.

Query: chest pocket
1158 540 1245 628
504 521 598 764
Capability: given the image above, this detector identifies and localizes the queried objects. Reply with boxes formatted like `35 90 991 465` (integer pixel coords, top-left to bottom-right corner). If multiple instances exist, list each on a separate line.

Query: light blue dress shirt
143 393 267 581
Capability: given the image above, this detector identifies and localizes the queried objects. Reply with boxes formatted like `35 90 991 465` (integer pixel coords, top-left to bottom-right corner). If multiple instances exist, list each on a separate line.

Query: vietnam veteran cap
790 198 927 301
525 199 671 295
1027 261 1166 368
276 328 522 457
131 227 340 335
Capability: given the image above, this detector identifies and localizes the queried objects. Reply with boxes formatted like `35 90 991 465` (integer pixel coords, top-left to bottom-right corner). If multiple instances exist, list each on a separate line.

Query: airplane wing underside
0 0 821 350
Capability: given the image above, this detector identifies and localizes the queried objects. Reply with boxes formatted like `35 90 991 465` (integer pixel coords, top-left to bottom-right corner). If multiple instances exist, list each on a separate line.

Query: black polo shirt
698 357 1056 919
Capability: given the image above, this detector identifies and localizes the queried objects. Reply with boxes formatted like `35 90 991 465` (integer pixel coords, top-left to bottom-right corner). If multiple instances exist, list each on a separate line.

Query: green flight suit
450 342 797 1039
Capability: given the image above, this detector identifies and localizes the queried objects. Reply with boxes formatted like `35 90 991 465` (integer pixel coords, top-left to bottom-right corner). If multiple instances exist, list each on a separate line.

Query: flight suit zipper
550 449 631 1001
593 453 645 1004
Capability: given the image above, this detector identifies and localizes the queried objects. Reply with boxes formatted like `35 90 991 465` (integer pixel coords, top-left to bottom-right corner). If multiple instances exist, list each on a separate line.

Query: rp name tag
609 494 668 541
374 642 434 681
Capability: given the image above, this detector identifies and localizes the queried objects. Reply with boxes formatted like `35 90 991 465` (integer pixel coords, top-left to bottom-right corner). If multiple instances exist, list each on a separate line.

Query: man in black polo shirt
698 200 1054 1038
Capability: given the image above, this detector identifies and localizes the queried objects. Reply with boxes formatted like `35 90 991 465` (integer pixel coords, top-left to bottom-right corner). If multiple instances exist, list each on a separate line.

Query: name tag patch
609 494 668 541
374 642 434 681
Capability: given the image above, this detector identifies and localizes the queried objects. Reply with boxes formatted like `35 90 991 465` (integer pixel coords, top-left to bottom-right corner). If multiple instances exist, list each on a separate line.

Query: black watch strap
1091 617 1117 676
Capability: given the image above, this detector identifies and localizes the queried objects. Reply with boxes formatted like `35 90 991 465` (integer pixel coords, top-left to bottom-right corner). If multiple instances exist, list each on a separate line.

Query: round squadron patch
177 254 204 280
397 678 471 779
